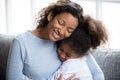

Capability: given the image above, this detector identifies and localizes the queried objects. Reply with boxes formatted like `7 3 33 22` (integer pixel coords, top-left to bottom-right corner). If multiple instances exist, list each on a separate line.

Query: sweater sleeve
48 60 71 80
6 38 32 80
86 52 104 80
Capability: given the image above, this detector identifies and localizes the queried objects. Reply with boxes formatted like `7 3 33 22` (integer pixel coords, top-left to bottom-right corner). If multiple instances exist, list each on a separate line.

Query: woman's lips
52 29 63 40
53 32 60 39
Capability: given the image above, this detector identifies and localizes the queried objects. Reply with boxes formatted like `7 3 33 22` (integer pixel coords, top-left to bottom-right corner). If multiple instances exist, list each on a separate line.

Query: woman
6 0 105 80
7 0 83 80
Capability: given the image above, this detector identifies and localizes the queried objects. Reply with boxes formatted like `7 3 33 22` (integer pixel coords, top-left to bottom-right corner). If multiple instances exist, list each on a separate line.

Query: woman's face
57 43 80 62
46 13 78 41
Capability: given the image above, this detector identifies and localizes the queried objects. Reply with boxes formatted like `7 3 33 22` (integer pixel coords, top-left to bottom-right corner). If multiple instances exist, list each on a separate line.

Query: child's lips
59 57 65 62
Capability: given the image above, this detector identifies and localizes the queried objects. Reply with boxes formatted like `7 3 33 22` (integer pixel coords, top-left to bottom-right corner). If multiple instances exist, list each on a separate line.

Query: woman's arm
6 39 31 80
86 52 104 80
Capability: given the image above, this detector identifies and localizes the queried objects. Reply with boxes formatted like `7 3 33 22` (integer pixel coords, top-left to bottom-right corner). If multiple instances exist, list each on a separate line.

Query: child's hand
58 73 80 80
58 73 63 80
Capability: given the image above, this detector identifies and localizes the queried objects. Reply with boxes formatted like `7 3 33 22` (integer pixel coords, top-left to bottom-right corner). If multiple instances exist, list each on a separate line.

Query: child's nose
60 54 66 61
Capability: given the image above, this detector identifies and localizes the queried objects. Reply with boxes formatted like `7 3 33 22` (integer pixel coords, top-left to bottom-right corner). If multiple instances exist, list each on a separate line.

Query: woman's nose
58 27 65 37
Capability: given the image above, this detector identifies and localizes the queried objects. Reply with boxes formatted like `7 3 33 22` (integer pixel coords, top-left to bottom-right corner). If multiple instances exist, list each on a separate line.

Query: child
48 15 108 80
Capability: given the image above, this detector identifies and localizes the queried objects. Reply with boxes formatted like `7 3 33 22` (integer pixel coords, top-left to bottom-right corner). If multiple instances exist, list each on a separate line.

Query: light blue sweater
6 31 104 80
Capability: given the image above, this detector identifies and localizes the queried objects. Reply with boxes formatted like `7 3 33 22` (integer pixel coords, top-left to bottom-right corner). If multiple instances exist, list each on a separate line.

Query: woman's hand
58 73 80 80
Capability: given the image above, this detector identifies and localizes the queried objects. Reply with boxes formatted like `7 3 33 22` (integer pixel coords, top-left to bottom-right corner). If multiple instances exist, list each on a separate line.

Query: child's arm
48 60 78 80
86 52 104 80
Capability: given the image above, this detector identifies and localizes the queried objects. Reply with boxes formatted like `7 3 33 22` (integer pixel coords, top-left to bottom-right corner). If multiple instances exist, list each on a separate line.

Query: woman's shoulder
11 31 31 44
14 30 36 41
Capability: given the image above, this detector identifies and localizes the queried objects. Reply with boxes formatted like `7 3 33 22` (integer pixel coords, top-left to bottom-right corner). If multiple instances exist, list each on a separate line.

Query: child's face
57 43 80 62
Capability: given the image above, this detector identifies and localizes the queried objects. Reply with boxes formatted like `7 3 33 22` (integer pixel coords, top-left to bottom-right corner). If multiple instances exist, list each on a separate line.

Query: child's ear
47 12 53 21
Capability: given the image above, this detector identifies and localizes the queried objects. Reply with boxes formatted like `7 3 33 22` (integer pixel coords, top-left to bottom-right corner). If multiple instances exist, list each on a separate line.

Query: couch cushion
93 49 120 80
0 34 14 80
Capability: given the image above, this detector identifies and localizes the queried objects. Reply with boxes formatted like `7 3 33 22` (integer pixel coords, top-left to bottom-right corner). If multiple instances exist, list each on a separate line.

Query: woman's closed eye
67 28 74 33
58 19 65 26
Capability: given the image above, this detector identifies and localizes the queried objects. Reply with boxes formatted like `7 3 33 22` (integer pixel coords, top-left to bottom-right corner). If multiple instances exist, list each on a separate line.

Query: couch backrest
0 34 14 80
93 49 120 80
0 34 120 80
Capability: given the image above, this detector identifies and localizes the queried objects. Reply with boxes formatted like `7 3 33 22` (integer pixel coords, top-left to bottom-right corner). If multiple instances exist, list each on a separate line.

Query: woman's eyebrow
58 17 65 23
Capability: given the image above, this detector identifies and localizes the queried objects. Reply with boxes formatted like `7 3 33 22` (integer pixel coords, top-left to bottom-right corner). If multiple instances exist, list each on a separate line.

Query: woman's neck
31 28 49 40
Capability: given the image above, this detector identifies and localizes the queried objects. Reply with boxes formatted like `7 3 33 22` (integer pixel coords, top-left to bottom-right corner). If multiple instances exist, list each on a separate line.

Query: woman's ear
47 12 53 21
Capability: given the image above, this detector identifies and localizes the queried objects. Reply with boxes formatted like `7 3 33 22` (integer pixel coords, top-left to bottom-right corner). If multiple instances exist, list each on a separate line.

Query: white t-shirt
49 56 93 80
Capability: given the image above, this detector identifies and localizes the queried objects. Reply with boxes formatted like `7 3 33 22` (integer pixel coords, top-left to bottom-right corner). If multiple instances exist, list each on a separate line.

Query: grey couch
0 34 120 80
0 34 14 80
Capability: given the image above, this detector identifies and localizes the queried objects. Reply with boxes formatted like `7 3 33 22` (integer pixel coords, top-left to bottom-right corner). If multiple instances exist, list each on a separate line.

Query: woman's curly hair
36 0 83 29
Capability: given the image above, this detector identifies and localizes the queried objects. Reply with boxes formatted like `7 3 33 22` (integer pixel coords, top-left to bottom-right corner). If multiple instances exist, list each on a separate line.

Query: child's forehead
60 43 75 52
61 42 71 48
